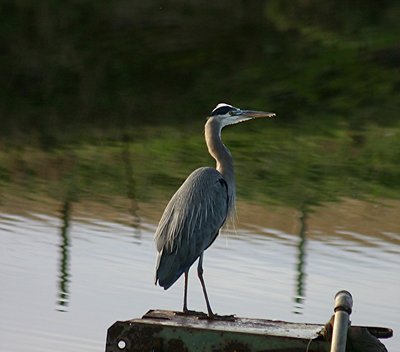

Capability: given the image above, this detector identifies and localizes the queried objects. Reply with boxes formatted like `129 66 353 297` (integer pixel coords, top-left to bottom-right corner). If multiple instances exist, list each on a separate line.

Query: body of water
0 196 398 351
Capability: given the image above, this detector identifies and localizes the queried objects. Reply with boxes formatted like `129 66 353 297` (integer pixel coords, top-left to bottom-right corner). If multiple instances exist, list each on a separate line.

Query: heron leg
197 253 214 317
183 270 189 313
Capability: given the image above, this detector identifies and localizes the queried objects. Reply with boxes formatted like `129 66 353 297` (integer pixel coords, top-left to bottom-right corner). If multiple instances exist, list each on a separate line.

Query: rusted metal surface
105 309 329 352
105 309 393 352
322 315 392 352
143 309 324 339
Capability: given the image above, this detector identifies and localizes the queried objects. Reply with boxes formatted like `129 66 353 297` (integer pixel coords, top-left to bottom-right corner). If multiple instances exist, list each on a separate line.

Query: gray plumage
155 167 228 289
154 103 275 317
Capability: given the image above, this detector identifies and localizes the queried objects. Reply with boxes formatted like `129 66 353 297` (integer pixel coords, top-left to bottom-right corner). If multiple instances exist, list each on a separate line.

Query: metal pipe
330 290 353 352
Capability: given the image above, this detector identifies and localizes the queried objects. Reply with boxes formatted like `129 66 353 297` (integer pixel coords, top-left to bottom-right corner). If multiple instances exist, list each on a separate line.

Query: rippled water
0 198 398 351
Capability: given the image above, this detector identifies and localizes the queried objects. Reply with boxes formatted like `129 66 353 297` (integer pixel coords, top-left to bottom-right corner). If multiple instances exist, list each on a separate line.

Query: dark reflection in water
0 195 399 352
122 136 141 240
293 207 308 314
57 200 71 312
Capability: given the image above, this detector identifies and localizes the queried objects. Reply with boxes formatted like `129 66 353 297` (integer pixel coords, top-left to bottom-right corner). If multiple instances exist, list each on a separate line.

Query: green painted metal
105 310 329 352
105 310 392 352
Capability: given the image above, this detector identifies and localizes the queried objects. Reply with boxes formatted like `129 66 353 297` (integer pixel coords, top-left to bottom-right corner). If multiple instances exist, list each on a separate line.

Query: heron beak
240 110 276 119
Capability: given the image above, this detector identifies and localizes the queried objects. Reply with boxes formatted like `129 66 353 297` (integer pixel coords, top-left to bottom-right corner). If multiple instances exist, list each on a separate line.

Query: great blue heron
154 103 275 317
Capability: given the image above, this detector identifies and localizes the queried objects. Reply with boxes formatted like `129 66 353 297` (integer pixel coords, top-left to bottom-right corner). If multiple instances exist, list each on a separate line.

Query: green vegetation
1 123 399 210
1 1 399 142
1 1 399 209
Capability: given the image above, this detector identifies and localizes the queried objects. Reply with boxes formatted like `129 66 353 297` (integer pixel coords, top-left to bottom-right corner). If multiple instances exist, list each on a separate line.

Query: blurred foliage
1 0 399 146
0 1 399 209
1 123 399 210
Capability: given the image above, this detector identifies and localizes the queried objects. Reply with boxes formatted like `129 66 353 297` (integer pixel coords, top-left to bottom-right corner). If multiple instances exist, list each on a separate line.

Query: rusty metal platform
106 309 330 352
105 309 392 352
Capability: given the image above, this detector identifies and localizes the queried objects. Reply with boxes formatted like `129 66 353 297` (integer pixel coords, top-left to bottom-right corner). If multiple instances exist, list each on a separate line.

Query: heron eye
229 109 241 116
211 106 235 116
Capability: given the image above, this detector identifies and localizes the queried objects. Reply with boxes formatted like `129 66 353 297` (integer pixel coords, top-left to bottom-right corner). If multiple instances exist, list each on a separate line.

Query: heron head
210 103 275 127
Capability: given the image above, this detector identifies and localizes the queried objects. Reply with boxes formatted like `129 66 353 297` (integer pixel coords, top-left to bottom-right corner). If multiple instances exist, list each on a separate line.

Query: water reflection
121 137 141 240
293 208 308 314
57 200 71 312
0 198 399 352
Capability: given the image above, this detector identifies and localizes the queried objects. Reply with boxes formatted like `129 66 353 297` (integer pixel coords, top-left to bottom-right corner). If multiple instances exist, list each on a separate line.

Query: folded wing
155 167 229 289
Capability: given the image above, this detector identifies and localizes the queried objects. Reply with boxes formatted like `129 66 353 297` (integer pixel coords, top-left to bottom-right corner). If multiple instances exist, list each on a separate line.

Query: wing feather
155 167 229 289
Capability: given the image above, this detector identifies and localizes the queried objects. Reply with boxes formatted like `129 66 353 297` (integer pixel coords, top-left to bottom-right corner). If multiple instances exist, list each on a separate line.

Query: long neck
205 118 234 182
205 118 236 214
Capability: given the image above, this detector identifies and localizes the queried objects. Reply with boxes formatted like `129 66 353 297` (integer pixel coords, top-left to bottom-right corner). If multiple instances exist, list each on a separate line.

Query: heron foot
179 309 208 317
199 313 236 321
178 309 235 321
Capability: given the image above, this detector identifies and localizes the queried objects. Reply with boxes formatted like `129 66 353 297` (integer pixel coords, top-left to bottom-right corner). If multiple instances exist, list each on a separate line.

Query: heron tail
155 250 186 290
